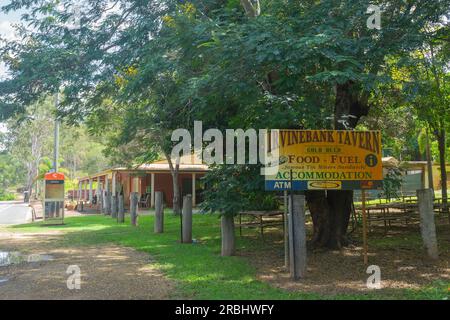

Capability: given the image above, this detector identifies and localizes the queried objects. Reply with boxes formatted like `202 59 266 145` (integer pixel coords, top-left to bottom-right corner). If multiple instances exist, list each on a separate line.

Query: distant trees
2 99 54 197
0 97 109 196
404 29 450 214
0 152 23 196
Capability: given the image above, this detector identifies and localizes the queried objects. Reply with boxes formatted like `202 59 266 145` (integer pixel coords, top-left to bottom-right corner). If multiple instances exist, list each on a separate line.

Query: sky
0 0 23 80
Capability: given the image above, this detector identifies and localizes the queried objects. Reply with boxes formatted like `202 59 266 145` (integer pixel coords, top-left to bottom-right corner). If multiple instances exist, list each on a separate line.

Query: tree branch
240 0 260 18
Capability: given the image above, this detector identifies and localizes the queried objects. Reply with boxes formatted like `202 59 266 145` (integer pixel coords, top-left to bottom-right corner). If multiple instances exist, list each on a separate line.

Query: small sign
43 172 65 224
265 130 383 191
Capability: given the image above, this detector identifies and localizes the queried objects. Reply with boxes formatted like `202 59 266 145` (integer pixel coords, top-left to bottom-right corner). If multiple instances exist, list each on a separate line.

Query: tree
163 0 450 249
0 0 187 214
3 98 54 197
0 96 110 197
1 0 449 250
0 152 24 194
402 24 450 216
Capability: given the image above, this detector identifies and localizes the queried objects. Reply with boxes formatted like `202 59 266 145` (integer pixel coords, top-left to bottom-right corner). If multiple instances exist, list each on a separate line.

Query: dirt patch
0 230 175 300
240 219 450 297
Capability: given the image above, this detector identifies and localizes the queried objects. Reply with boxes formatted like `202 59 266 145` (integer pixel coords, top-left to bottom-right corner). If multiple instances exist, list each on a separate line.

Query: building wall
397 163 450 191
116 171 205 208
432 164 450 190
140 172 205 207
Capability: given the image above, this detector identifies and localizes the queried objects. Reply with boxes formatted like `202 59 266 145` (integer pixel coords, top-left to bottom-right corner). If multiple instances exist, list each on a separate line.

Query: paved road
0 201 32 225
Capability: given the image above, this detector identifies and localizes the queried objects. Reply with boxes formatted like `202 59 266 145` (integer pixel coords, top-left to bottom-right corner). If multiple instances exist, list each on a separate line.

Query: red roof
44 172 65 181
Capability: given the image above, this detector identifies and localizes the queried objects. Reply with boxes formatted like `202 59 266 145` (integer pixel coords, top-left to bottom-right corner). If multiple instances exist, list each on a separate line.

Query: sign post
361 189 368 265
283 190 289 269
288 193 307 279
265 130 383 265
43 172 65 225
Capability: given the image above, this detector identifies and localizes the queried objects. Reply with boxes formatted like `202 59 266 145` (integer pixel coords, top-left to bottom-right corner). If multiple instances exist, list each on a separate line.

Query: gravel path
0 230 175 299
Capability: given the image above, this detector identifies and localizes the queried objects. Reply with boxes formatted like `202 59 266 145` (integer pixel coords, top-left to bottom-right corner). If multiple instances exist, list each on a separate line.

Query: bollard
104 191 108 215
288 194 307 280
182 195 193 243
417 189 439 260
97 192 102 213
105 191 112 215
118 194 125 223
284 190 289 269
111 194 117 219
130 192 138 226
154 192 164 233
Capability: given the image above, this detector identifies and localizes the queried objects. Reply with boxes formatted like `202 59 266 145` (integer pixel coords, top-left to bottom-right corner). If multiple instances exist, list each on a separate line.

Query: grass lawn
4 213 449 300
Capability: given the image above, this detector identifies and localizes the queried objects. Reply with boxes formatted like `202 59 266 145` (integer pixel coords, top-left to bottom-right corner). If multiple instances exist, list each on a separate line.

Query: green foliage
0 152 24 190
382 168 403 201
200 164 279 216
0 192 15 200
0 0 449 207
0 97 110 192
417 128 427 156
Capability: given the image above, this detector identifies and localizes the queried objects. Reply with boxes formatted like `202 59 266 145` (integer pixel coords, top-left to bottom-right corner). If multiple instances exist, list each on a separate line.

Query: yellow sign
265 130 383 190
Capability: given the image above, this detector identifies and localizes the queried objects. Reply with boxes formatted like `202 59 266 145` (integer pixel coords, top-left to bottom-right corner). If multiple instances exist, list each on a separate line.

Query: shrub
0 192 16 201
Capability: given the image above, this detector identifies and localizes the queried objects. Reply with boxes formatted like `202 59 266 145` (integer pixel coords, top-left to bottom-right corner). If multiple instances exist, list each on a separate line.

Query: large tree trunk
164 151 181 215
436 129 449 218
306 82 369 249
221 215 235 256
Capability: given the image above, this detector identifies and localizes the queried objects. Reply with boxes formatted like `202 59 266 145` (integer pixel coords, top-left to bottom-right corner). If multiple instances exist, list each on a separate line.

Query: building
74 157 208 209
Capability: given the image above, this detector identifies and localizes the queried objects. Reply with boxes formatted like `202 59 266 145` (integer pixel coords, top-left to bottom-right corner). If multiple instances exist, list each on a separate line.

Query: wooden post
105 178 111 215
96 177 101 212
154 191 164 233
150 173 155 208
85 180 89 201
102 179 107 214
288 194 307 280
83 181 88 201
417 189 439 260
88 179 93 203
118 194 125 223
111 195 117 219
130 191 138 226
111 173 117 218
221 215 235 256
112 172 116 194
108 182 112 215
192 173 196 207
284 190 289 269
100 180 105 214
182 195 193 243
78 181 82 201
361 189 369 265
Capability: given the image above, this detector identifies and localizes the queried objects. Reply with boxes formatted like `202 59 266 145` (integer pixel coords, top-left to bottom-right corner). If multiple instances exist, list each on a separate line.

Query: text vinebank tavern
278 130 381 154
